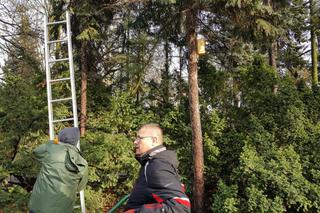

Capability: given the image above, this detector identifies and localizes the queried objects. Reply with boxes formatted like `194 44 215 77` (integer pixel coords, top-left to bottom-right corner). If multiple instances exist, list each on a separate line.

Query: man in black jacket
124 123 191 213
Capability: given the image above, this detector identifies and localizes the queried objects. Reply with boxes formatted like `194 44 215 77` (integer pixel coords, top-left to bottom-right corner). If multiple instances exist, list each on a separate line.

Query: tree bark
270 41 279 94
186 0 204 212
269 41 277 69
318 35 320 66
178 46 184 101
80 41 88 136
264 0 278 94
163 39 170 104
317 35 320 67
263 0 277 70
310 0 318 86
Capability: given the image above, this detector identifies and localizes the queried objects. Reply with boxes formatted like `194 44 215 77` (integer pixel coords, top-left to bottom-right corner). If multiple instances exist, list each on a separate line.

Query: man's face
134 127 155 155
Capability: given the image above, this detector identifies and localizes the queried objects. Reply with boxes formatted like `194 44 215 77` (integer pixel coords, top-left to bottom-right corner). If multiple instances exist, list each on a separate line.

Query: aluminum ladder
43 9 86 213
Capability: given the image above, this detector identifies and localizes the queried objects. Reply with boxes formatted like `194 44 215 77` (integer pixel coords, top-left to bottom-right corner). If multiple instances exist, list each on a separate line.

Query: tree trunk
270 42 279 94
80 41 88 136
186 0 204 212
176 46 184 103
318 35 320 66
263 0 278 94
263 0 277 69
310 0 318 86
163 39 170 104
269 41 277 69
270 41 278 94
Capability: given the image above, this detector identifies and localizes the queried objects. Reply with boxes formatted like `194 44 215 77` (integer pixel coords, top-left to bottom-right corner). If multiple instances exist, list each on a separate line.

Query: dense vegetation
0 0 319 212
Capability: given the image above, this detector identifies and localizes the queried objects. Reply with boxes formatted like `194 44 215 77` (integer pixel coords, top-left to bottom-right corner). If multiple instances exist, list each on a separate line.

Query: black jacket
125 145 191 212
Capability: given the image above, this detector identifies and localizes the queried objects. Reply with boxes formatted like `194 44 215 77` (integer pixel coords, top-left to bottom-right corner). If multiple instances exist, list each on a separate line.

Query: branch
6 174 36 192
0 18 19 27
298 49 311 57
11 119 38 161
0 35 22 50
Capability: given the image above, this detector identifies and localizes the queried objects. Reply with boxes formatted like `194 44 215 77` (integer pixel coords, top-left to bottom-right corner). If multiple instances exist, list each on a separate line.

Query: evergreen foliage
0 0 319 212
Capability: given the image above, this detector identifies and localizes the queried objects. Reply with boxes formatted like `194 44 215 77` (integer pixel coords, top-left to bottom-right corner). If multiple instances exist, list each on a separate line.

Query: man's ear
152 137 158 145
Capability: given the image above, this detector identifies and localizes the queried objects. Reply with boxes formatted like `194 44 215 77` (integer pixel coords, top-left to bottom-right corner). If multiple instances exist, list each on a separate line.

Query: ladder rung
48 39 68 44
51 97 72 103
50 77 71 83
47 20 67 26
53 117 74 123
49 58 69 63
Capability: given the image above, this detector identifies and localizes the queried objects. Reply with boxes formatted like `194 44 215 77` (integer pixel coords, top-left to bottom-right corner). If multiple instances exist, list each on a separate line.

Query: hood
153 149 179 169
58 127 80 146
65 148 87 174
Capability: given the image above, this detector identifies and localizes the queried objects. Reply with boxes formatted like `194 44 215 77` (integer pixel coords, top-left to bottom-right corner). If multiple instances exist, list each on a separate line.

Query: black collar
135 145 166 165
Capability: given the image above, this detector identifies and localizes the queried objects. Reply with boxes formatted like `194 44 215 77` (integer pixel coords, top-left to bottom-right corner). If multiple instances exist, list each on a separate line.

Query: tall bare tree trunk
80 41 88 136
317 33 320 70
163 39 170 104
176 46 184 103
186 0 204 212
264 0 278 94
264 0 277 69
269 41 277 69
310 0 318 86
270 41 279 94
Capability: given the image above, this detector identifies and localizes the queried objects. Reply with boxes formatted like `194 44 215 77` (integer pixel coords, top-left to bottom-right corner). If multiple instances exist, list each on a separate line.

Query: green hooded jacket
29 140 88 213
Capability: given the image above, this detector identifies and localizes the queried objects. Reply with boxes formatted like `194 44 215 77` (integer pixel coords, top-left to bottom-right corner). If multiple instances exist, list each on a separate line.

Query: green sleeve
32 143 48 161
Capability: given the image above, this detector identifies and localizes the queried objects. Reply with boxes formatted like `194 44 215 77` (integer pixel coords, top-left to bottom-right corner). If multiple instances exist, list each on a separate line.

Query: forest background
0 0 320 212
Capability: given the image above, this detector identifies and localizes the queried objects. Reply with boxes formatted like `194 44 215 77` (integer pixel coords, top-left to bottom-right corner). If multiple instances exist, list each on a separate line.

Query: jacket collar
135 145 166 165
49 140 80 153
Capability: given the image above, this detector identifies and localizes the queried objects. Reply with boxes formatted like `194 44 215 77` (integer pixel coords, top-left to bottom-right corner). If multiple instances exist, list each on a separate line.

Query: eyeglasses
135 136 155 142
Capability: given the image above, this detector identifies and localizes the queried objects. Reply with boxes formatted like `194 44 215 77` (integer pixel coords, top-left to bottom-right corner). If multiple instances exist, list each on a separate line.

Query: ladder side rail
66 11 86 213
44 13 54 140
66 11 78 130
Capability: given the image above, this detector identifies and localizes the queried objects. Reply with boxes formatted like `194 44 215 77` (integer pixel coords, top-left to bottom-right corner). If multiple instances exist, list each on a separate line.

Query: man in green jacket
29 127 88 213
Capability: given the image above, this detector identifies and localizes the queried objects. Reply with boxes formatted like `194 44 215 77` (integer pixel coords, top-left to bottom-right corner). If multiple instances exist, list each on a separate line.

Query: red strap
124 210 135 213
173 197 191 208
152 193 164 203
